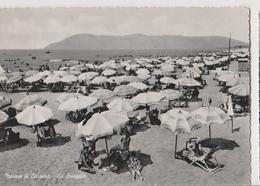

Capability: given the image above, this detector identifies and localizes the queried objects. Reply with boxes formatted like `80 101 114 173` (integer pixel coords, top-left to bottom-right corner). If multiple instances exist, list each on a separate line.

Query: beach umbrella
7 75 23 84
24 74 43 83
0 66 5 74
102 69 116 76
15 94 47 112
182 69 201 78
161 64 175 72
56 93 78 103
217 72 238 82
0 110 9 124
69 71 81 76
160 89 183 100
191 106 230 138
174 78 201 87
228 84 250 96
160 77 176 84
160 109 194 158
91 76 107 84
136 68 150 75
124 76 142 83
11 72 24 77
0 96 12 109
114 85 138 96
78 72 98 81
59 67 69 71
89 89 115 100
153 69 164 76
76 110 129 139
107 76 126 85
16 105 53 126
44 74 61 84
53 70 69 76
25 70 38 77
125 64 139 71
76 110 129 165
107 98 133 112
39 70 51 76
0 75 8 82
128 82 148 90
137 74 151 80
131 92 164 104
61 74 78 83
226 76 250 87
58 95 98 112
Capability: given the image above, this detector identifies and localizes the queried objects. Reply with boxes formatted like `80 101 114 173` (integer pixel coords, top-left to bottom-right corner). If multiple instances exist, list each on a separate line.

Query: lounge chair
181 138 223 174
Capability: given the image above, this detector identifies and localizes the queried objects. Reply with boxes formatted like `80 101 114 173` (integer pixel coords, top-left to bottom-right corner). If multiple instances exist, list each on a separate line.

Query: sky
0 8 249 49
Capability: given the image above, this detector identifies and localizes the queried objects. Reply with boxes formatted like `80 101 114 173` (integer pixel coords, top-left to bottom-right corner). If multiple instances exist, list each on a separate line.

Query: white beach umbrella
174 78 201 87
102 69 117 76
191 106 230 138
78 72 98 81
114 85 138 96
128 82 148 90
24 74 43 83
136 68 150 75
89 88 115 100
107 98 133 112
76 110 129 139
44 74 61 84
61 74 78 83
91 76 107 84
137 74 151 80
131 92 164 104
15 94 47 112
16 105 53 126
58 95 98 111
0 110 9 124
228 84 250 96
160 89 183 100
56 93 78 103
160 77 176 84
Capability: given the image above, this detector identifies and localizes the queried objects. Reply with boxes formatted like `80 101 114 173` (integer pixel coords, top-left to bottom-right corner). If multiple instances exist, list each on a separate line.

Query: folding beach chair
182 138 223 174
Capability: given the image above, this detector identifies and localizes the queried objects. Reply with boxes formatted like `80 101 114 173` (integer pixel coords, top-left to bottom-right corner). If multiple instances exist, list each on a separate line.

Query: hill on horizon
44 34 248 50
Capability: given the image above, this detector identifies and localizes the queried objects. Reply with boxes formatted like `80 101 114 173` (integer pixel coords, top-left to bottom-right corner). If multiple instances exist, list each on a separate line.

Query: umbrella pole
231 116 234 134
105 137 110 166
209 125 211 139
174 135 178 159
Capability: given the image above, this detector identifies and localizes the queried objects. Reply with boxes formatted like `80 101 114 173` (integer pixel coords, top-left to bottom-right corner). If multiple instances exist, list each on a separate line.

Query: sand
0 69 250 186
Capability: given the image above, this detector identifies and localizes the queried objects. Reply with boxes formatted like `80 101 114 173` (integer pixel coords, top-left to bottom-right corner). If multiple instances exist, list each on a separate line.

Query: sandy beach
0 68 250 186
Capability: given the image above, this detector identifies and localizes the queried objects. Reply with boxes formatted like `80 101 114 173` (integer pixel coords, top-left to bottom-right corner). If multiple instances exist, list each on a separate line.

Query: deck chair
182 138 223 174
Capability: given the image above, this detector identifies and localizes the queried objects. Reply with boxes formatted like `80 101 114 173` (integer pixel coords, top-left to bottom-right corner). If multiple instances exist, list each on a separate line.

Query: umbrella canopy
161 64 175 72
58 95 98 111
15 95 47 112
107 98 133 111
128 82 148 90
7 75 23 84
16 105 53 126
131 92 164 104
217 72 239 82
160 89 183 100
76 110 129 139
53 70 69 76
124 76 142 83
102 69 116 76
107 76 126 85
25 70 38 77
153 69 164 76
69 70 81 76
136 68 150 75
160 77 176 84
226 76 249 87
89 88 115 100
91 76 107 84
191 106 230 126
0 110 9 124
44 74 61 84
174 78 201 87
137 74 151 80
24 74 43 83
160 109 192 134
0 96 12 109
114 85 138 96
228 84 250 96
78 72 98 81
61 75 78 83
56 93 78 103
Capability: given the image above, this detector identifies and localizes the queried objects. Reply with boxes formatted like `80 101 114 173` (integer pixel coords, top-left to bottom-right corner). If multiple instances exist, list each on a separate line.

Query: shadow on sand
101 150 153 174
199 138 239 151
38 136 71 148
0 138 30 152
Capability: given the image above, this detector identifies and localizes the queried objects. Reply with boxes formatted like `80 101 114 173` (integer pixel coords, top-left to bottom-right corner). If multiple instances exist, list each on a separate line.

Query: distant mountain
44 34 248 50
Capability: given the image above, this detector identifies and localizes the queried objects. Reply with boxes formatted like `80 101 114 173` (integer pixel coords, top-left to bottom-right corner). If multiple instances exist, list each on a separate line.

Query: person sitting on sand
77 142 96 174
